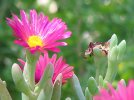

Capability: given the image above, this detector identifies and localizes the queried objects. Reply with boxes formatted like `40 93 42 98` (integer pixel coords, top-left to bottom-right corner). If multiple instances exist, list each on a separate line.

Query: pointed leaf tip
110 34 118 49
88 77 99 95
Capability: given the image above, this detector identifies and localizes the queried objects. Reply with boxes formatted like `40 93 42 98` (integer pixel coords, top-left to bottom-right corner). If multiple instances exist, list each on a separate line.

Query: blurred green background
0 0 134 99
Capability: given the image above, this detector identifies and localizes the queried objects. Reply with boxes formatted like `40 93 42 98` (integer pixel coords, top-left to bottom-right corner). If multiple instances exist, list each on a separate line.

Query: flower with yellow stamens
7 10 72 53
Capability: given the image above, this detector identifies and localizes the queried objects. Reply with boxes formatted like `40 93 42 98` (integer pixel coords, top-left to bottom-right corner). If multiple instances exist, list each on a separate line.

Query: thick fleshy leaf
88 77 99 95
108 46 118 62
99 75 104 88
117 40 126 60
37 80 53 100
85 87 92 100
65 97 72 100
109 34 118 49
35 63 54 94
70 74 85 100
51 73 62 100
12 63 32 96
0 78 12 100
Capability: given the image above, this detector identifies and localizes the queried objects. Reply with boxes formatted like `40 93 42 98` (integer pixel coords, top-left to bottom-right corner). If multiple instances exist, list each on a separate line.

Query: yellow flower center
27 36 43 48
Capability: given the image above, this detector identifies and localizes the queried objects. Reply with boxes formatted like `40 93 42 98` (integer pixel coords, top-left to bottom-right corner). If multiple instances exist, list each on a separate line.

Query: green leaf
65 97 71 100
37 80 53 100
109 46 118 62
85 87 92 100
51 73 62 100
119 79 126 86
88 77 99 95
12 63 33 97
110 34 118 49
70 74 85 100
0 78 12 100
35 63 54 94
99 75 104 88
117 40 126 60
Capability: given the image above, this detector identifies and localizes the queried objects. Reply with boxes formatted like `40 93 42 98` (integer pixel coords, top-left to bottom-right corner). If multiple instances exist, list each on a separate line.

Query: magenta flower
7 10 71 53
18 53 74 84
94 80 134 100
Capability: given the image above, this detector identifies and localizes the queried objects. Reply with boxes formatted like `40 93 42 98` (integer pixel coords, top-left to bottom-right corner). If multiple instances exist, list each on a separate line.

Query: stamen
27 35 43 48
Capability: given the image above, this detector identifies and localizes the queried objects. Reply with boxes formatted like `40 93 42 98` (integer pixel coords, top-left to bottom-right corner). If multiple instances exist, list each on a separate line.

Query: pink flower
94 80 134 100
7 10 71 53
18 53 74 84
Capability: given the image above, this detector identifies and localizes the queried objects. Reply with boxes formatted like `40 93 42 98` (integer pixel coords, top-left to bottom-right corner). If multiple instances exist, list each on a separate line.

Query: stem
26 62 36 90
95 68 100 83
104 61 118 83
94 56 107 83
23 50 40 90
